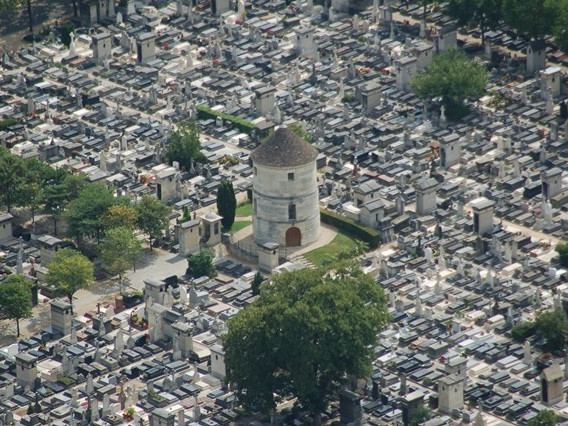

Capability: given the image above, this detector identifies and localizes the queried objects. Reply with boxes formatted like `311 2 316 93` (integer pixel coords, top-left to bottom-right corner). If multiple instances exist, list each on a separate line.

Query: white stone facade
252 162 320 247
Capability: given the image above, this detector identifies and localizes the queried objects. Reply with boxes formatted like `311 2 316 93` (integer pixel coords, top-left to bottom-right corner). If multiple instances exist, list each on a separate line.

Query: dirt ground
0 0 73 51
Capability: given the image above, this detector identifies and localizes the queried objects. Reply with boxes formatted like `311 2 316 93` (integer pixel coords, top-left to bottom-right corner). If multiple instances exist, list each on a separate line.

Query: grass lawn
228 220 252 234
303 232 358 267
235 201 252 217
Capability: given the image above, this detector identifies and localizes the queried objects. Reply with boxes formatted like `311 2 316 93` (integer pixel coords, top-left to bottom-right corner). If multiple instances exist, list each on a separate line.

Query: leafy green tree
556 240 568 267
535 309 568 352
289 122 313 144
186 249 216 278
46 248 94 314
251 271 263 296
502 0 556 41
552 0 568 51
64 184 115 244
217 180 236 229
511 320 537 342
410 406 432 426
165 120 207 171
444 0 502 45
100 227 142 292
0 147 25 212
224 263 389 420
0 0 33 34
136 195 170 250
411 49 488 119
528 409 558 426
101 205 138 231
0 275 33 337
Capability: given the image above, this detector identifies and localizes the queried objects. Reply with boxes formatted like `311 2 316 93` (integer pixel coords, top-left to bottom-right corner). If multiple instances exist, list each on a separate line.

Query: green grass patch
235 202 252 217
303 232 359 267
229 221 252 234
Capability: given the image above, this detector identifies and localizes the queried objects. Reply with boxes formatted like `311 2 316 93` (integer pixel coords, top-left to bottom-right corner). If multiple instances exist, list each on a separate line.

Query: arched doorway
285 227 301 247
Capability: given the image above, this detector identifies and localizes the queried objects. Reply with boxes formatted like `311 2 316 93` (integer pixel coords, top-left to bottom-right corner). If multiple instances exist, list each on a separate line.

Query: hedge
196 105 256 134
320 208 381 248
0 118 19 130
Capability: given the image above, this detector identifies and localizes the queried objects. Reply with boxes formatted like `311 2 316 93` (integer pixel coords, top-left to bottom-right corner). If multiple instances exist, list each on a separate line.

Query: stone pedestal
258 242 279 274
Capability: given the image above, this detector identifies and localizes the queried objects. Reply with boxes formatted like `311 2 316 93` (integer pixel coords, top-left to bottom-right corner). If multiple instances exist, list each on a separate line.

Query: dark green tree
528 409 558 426
251 271 263 296
101 205 138 231
165 120 207 171
535 309 568 352
186 249 216 278
136 195 170 250
0 275 33 337
411 49 488 119
502 0 556 41
556 240 568 267
410 407 432 426
46 248 94 315
444 0 502 45
224 263 390 421
511 320 537 342
0 147 25 212
216 180 236 229
64 184 116 244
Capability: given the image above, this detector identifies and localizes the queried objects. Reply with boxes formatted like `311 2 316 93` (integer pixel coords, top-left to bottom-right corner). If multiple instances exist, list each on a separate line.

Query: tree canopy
536 309 568 352
136 195 170 250
165 120 207 171
46 248 94 314
224 264 389 418
186 249 217 278
556 240 568 267
527 409 558 426
217 180 236 229
0 275 33 337
411 49 487 118
64 184 116 243
100 227 142 285
502 0 556 41
444 0 502 44
101 204 138 231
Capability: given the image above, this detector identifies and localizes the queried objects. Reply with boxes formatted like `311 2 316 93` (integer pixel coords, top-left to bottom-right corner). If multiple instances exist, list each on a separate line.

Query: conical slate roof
250 127 318 168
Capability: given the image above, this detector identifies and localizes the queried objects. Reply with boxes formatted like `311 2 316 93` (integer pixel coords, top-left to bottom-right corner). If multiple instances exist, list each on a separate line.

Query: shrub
320 209 380 248
511 321 536 342
196 106 256 134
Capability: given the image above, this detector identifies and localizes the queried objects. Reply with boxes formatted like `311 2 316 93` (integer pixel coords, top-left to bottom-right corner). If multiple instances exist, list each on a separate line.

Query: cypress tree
217 180 236 229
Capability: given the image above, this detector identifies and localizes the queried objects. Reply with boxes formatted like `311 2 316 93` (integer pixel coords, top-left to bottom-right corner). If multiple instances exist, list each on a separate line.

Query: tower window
288 172 295 181
254 167 257 176
288 204 296 220
253 198 257 212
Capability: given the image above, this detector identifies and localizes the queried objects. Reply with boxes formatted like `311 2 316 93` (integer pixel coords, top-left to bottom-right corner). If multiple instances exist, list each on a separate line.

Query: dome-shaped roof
250 127 318 168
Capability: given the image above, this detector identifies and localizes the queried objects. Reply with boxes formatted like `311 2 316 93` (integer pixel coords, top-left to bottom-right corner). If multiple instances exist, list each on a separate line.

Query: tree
502 0 556 41
101 205 138 231
0 147 25 212
186 249 216 278
165 120 207 171
224 264 389 420
0 0 33 35
100 227 142 293
289 122 313 144
556 240 568 267
410 406 432 426
528 409 558 426
251 271 263 296
444 0 502 45
0 275 33 337
64 184 115 244
46 248 94 315
552 0 568 51
136 195 170 250
217 180 236 229
411 49 488 119
535 309 568 352
511 320 537 341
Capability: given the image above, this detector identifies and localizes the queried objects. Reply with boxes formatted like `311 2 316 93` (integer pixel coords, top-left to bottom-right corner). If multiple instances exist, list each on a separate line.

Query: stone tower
250 127 320 247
